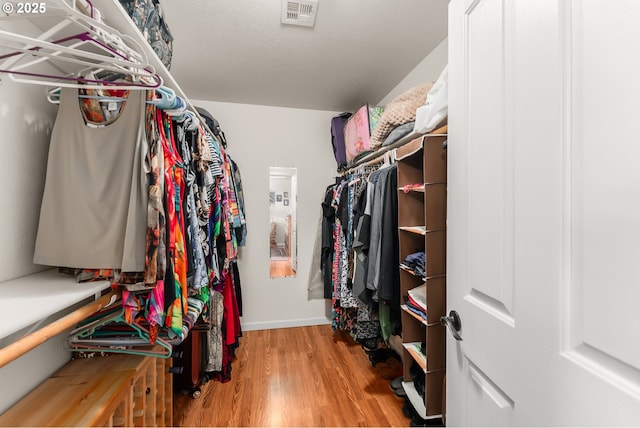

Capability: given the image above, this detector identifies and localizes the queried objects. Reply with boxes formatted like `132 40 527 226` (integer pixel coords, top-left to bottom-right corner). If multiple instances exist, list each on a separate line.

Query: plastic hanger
149 86 177 107
0 31 162 89
46 84 176 105
67 302 172 358
0 0 160 90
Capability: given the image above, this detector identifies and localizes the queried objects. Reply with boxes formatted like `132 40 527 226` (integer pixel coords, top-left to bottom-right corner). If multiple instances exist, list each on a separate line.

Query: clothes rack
342 124 448 175
0 0 161 90
0 291 118 369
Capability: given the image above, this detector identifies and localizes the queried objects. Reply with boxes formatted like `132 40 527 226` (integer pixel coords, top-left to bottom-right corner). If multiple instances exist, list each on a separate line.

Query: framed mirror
269 167 297 278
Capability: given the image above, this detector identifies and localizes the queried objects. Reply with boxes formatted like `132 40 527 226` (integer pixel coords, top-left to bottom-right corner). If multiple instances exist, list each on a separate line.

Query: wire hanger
0 30 162 90
0 0 161 90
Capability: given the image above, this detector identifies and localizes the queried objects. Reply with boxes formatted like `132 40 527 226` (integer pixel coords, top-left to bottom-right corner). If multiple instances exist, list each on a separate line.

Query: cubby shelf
401 304 429 327
397 132 447 419
403 342 427 373
399 226 427 236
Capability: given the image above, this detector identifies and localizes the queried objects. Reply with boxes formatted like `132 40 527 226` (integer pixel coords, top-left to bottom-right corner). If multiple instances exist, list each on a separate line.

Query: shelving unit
396 132 447 419
0 351 173 427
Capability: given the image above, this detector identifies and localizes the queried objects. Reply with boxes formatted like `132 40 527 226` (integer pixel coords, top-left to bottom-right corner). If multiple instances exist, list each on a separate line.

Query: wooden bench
0 352 172 427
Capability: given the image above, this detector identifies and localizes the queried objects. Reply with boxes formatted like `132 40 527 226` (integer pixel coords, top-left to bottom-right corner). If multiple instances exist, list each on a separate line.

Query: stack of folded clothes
402 250 426 278
405 284 427 321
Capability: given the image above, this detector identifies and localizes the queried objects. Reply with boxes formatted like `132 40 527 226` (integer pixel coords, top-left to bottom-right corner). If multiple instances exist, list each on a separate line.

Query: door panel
449 0 640 425
465 361 514 426
467 0 516 320
561 0 640 404
449 1 518 425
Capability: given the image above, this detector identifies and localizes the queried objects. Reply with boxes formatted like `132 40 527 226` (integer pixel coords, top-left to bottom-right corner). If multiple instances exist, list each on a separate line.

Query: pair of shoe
389 376 406 399
366 348 396 366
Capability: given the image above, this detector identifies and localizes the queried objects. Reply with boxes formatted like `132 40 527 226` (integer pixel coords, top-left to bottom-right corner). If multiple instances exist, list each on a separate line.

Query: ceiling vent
281 0 318 28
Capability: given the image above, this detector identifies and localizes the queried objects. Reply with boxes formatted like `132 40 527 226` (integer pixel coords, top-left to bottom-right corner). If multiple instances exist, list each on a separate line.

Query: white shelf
403 381 427 419
402 381 443 421
0 269 110 340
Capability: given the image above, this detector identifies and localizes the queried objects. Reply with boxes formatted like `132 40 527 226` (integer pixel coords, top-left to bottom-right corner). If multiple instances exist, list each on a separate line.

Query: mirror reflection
269 167 297 278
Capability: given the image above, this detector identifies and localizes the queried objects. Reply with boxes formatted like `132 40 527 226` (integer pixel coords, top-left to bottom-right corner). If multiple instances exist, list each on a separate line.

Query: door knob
440 310 463 341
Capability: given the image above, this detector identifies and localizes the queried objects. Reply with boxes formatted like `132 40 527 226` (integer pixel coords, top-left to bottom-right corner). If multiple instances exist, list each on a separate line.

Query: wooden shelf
398 184 426 193
400 264 425 278
0 351 172 427
401 305 428 327
399 226 427 236
403 342 427 373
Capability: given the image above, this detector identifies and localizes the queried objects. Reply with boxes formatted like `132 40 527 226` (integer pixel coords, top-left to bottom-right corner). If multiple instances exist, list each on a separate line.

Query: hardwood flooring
269 260 296 277
173 325 411 427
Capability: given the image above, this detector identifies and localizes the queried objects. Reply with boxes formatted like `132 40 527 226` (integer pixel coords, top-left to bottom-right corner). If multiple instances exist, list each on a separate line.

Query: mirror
269 167 298 278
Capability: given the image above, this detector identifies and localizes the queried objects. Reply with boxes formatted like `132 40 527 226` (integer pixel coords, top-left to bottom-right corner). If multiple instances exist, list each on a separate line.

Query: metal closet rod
342 124 448 175
0 291 119 369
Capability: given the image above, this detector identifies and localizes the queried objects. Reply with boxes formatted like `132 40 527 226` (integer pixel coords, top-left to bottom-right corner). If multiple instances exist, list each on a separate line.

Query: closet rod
0 291 119 369
342 124 448 175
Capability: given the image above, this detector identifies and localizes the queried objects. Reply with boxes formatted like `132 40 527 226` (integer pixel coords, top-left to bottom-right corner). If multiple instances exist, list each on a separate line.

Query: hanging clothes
307 196 325 300
34 87 149 271
317 157 402 346
35 88 247 382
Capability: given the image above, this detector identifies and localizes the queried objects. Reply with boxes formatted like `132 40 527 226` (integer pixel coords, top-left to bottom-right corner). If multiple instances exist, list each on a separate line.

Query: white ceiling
162 0 448 112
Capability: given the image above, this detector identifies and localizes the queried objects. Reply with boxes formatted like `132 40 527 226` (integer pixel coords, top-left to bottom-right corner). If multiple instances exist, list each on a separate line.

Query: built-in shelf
0 269 110 340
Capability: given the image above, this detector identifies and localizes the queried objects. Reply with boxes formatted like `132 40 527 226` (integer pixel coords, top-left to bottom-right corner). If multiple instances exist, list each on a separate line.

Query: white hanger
0 0 160 90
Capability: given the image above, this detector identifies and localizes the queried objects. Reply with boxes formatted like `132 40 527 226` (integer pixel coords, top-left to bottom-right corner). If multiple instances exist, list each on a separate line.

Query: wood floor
173 325 411 427
269 260 296 277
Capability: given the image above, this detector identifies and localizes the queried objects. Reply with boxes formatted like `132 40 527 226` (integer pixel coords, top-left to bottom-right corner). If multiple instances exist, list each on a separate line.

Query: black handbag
119 0 174 70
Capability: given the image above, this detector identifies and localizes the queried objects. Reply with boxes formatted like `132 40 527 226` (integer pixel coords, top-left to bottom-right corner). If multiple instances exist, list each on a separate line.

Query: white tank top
34 87 148 271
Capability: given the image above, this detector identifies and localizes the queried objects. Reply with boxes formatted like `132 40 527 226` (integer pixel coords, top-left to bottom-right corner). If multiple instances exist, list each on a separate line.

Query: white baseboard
241 317 331 332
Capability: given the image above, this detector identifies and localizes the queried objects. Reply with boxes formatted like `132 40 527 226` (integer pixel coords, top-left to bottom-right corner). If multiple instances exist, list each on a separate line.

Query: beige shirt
34 87 148 271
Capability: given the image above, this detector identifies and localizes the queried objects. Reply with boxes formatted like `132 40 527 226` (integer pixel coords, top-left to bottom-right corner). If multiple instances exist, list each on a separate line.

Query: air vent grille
282 0 318 27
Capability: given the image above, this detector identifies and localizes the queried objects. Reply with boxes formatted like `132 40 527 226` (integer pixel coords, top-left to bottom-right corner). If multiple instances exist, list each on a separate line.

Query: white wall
0 20 57 282
193 100 338 331
0 21 65 413
377 37 448 106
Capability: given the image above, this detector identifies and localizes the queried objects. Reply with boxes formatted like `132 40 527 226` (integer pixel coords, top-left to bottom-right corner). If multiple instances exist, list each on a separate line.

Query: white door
447 0 640 425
